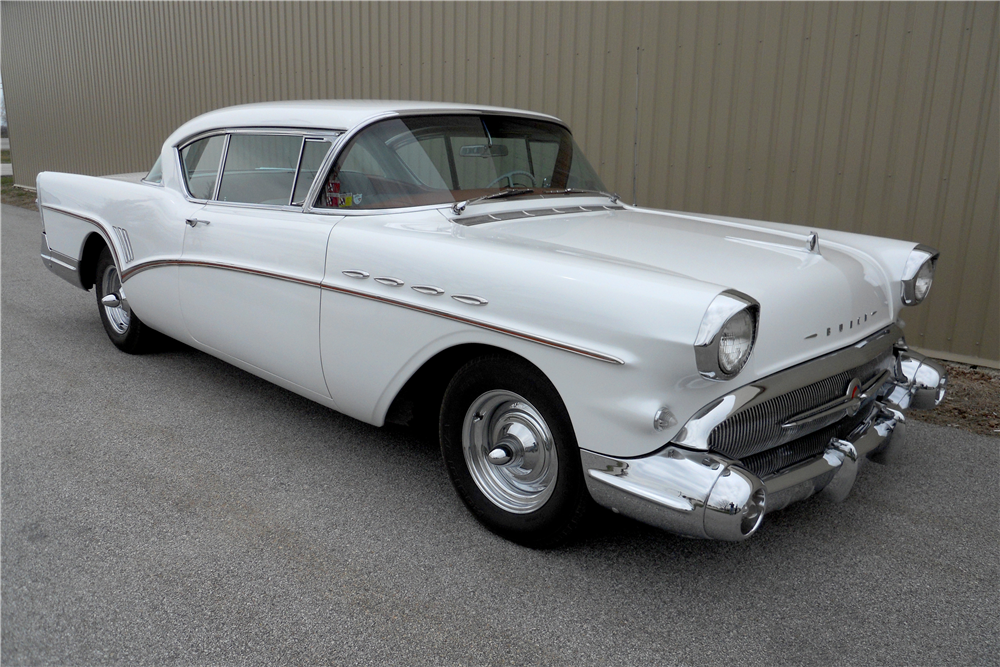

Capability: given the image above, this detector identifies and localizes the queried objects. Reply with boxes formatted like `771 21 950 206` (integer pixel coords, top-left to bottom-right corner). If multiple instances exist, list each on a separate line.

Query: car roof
166 100 566 147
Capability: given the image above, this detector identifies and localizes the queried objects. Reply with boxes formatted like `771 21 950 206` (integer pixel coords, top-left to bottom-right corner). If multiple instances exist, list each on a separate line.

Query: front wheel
94 247 154 353
439 355 590 547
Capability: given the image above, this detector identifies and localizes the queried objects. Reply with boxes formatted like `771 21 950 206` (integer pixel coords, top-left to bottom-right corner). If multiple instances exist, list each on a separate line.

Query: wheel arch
383 342 563 433
79 232 111 291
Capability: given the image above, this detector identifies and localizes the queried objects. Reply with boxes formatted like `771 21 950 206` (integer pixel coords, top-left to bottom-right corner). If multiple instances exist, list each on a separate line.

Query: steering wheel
487 170 537 188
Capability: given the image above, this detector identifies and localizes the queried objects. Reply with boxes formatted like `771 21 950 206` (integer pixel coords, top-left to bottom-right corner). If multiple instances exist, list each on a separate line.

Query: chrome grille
740 404 874 479
708 348 894 461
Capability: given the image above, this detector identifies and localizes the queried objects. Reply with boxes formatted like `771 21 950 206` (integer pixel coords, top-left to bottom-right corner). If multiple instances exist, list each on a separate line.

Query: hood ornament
806 232 820 254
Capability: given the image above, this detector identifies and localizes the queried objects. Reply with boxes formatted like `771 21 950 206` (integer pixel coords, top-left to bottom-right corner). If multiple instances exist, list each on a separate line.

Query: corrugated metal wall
2 1 997 365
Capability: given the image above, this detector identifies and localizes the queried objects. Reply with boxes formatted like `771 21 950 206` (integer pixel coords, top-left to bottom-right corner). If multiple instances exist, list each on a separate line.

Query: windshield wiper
452 188 535 215
550 188 621 204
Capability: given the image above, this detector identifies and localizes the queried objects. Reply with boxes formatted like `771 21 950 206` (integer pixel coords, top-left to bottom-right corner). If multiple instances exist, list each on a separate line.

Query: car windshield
315 115 606 210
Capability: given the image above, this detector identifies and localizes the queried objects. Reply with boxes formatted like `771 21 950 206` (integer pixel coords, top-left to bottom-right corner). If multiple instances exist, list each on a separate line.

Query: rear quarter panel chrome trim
40 203 124 277
119 258 625 365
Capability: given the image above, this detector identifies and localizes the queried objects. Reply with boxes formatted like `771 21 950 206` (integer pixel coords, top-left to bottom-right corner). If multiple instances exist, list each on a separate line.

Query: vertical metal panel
1 1 996 365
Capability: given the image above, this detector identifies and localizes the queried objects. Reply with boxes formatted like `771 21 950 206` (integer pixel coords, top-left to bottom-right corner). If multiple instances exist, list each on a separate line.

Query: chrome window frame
174 127 343 210
301 110 575 216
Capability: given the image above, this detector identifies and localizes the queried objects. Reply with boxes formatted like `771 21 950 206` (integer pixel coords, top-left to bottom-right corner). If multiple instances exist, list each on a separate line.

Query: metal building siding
1 1 996 365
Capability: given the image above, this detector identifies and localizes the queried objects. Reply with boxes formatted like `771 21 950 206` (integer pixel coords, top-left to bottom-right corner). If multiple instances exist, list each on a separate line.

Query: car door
177 131 338 399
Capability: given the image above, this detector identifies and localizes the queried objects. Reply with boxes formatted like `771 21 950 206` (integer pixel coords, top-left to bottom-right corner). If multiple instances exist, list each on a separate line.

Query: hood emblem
845 378 863 415
804 310 879 340
806 232 820 254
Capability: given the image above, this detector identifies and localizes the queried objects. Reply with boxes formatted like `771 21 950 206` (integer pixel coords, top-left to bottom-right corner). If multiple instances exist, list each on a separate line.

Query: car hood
463 205 895 376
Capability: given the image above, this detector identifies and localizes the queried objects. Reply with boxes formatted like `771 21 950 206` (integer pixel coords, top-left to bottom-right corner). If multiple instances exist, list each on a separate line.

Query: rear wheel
439 355 590 547
94 247 154 353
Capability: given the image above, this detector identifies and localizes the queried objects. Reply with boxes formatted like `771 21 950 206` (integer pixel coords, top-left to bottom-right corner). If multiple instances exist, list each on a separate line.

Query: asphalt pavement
3 203 998 666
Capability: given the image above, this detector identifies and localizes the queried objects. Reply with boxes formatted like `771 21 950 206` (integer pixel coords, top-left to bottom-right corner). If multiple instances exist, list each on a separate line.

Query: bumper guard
582 345 946 541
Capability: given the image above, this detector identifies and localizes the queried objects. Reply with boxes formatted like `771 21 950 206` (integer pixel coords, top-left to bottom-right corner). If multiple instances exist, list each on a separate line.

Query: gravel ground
3 203 999 666
909 362 1000 437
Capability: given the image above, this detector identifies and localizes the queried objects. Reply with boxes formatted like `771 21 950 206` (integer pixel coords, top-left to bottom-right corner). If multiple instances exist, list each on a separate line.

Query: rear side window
144 156 163 184
291 139 332 205
180 135 225 200
217 134 303 205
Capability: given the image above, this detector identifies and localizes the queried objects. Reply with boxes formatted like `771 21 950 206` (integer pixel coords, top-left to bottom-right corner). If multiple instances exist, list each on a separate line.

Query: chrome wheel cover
100 264 130 334
462 390 558 514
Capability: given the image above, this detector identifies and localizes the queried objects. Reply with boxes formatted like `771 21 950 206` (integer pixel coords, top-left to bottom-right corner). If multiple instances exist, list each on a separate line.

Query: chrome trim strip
452 294 489 306
112 226 134 263
288 136 308 207
40 204 123 273
455 204 624 227
47 249 79 271
211 133 231 201
118 258 624 365
342 270 370 279
374 277 405 287
781 369 891 430
320 282 623 364
120 258 319 287
411 285 444 296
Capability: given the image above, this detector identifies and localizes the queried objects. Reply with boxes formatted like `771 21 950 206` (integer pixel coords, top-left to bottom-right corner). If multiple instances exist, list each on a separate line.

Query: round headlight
694 291 759 381
913 260 934 302
901 245 938 306
718 309 755 374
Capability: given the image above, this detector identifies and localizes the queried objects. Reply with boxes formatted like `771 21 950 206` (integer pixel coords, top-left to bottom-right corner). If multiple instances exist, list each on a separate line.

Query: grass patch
1 149 10 164
1 176 38 210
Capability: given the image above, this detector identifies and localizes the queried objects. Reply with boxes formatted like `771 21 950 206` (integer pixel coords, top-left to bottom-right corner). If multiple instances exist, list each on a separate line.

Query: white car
37 100 946 546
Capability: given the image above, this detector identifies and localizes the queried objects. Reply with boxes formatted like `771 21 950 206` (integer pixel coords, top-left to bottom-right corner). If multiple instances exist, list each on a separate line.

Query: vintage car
37 100 946 546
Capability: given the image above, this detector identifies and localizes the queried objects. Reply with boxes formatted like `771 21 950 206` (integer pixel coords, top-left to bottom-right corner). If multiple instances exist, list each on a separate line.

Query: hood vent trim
455 204 623 227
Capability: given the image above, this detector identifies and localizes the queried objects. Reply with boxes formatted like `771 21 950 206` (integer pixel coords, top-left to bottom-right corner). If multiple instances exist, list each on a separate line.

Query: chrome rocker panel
581 335 947 542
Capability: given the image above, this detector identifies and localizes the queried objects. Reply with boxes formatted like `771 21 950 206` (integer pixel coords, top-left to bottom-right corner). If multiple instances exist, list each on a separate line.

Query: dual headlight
694 291 759 381
900 244 938 306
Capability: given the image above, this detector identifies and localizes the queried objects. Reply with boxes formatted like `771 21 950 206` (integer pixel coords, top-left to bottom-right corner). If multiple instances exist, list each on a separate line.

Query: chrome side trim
342 270 370 279
452 294 489 306
48 248 79 271
411 285 445 296
374 276 405 287
120 259 320 287
320 282 624 365
118 258 625 365
40 204 123 277
112 226 134 263
41 232 82 287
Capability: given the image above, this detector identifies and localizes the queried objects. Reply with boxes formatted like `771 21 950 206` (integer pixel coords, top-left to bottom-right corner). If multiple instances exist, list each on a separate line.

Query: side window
217 134 303 205
291 139 331 206
180 135 225 200
144 155 163 184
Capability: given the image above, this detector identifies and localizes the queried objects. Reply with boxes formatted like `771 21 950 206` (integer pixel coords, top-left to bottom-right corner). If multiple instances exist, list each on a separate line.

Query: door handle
185 218 210 227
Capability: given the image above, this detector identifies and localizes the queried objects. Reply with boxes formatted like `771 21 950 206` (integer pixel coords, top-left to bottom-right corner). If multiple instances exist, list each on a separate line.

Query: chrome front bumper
582 342 947 541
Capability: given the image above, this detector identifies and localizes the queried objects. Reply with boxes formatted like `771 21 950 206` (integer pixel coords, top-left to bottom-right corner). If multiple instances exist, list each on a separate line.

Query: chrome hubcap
100 264 130 334
463 390 558 513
